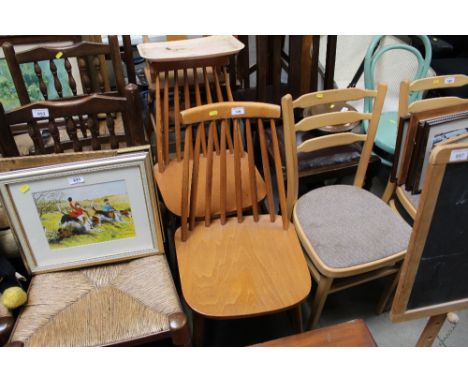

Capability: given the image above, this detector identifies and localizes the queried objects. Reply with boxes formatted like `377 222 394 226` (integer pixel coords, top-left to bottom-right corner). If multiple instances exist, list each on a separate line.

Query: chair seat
154 153 266 217
174 215 311 318
294 185 411 277
9 255 183 346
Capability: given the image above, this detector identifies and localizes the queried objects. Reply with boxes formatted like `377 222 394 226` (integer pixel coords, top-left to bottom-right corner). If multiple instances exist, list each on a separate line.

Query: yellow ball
1 287 27 309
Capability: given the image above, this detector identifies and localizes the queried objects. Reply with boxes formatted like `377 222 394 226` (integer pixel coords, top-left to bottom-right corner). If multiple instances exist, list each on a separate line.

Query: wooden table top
137 35 244 62
304 101 359 134
253 319 377 347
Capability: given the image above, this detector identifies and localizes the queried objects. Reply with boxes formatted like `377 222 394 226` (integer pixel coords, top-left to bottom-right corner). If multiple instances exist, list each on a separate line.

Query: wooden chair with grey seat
174 101 311 346
382 74 468 220
282 84 412 329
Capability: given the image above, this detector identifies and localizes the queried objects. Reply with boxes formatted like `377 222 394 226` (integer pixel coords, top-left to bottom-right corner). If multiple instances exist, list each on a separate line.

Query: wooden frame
384 75 468 214
0 151 163 274
391 141 468 322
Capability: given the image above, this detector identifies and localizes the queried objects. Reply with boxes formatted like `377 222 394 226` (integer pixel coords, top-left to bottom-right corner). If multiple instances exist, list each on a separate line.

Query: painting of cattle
33 180 135 249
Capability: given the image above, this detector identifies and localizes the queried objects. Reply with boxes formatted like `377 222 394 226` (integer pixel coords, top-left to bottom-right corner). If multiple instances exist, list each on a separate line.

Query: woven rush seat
294 185 411 273
9 255 187 347
154 153 266 218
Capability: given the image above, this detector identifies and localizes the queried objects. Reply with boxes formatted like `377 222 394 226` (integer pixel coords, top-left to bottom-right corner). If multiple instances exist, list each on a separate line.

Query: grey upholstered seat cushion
295 185 412 269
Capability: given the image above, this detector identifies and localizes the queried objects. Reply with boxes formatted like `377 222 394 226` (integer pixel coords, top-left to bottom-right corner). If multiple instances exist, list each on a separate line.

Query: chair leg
169 312 191 346
288 304 303 334
376 270 401 314
381 179 396 204
192 312 205 347
307 276 333 330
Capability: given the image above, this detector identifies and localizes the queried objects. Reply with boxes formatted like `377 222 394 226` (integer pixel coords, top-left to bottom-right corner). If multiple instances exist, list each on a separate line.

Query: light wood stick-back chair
282 84 413 328
383 74 468 220
174 101 311 345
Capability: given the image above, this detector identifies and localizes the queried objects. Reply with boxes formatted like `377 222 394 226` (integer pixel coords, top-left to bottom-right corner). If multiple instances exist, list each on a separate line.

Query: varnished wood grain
253 319 376 347
174 215 311 318
154 152 266 218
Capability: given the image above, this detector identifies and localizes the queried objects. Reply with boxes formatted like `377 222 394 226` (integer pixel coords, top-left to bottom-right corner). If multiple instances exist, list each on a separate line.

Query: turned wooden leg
288 304 303 334
192 312 205 347
169 312 191 346
308 277 333 329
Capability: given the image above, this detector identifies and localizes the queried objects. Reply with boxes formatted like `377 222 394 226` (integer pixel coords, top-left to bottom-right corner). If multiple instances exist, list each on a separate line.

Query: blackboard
391 141 468 322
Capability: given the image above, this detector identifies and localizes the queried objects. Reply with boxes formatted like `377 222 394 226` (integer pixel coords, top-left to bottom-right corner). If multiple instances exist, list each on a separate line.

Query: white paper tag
449 149 468 162
32 108 49 118
340 107 349 112
445 76 456 85
68 175 85 185
231 107 245 116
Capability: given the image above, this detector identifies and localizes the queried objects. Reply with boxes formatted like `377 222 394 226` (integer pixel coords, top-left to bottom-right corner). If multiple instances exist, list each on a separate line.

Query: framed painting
0 151 163 273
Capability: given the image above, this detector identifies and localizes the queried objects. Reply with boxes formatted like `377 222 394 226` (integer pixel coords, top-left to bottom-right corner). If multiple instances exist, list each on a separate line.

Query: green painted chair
364 35 432 166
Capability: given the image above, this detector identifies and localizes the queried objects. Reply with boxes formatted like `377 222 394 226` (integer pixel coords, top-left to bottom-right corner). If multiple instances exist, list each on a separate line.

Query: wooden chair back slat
295 111 372 132
0 84 145 157
233 119 244 223
49 59 63 97
65 116 82 152
180 125 192 241
78 57 93 94
48 118 63 153
223 66 234 102
33 61 48 100
154 72 164 171
296 132 367 153
179 102 284 239
64 57 78 96
194 68 202 106
163 71 170 163
213 66 224 102
189 124 203 230
292 88 377 109
174 70 182 161
203 67 213 104
204 122 215 226
245 118 259 221
270 119 289 230
219 121 227 224
258 118 275 222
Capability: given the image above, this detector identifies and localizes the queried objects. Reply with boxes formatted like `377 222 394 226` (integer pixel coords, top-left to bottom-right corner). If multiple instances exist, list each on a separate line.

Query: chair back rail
0 83 145 157
2 36 126 106
178 102 287 241
282 83 387 218
153 55 234 172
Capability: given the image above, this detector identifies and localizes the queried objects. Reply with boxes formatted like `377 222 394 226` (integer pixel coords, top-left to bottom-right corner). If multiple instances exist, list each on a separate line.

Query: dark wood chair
2 35 126 105
0 83 146 157
174 101 311 346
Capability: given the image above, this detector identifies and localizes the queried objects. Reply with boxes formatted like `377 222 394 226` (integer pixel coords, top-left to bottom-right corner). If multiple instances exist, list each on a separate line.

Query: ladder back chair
2 150 189 347
3 35 126 105
138 36 252 218
175 102 311 346
383 74 468 220
282 84 412 328
0 83 146 157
